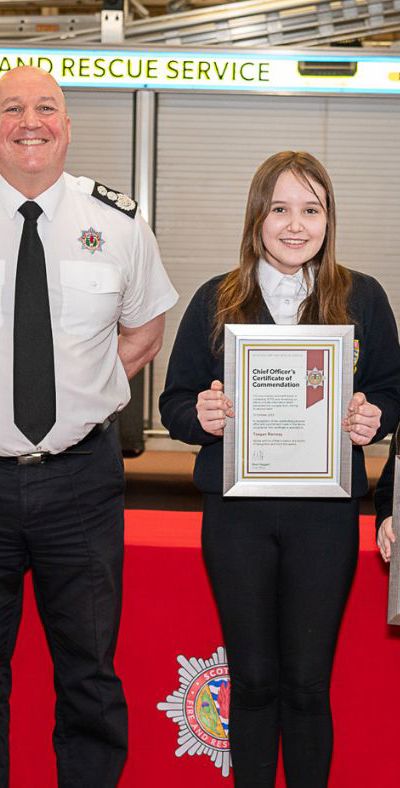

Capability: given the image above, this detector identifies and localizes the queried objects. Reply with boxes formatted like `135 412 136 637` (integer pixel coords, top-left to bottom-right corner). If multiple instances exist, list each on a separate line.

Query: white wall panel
325 97 400 317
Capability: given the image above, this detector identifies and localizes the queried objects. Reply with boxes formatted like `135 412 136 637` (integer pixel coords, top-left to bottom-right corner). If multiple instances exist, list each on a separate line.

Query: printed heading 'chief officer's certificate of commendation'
223 325 354 498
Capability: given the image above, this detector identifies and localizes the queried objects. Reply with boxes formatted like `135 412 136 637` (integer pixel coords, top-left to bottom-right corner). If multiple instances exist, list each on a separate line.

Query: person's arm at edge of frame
351 277 400 443
118 313 165 380
376 430 398 562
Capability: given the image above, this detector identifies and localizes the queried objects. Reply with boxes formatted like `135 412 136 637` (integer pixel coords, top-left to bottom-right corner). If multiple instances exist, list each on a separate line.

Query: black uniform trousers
202 495 359 788
0 426 128 788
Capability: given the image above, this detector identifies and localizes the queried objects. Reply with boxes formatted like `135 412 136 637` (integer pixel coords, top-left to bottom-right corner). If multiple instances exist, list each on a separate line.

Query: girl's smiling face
261 169 327 275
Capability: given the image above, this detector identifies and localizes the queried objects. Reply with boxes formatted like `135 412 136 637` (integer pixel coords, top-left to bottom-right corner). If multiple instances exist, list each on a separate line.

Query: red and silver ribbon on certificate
306 350 325 409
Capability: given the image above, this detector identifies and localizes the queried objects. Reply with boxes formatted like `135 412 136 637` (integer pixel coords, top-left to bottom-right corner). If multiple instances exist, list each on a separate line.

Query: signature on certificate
252 448 266 463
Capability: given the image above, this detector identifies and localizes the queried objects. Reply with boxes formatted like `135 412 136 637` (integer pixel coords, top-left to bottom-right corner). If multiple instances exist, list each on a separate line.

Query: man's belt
1 413 117 465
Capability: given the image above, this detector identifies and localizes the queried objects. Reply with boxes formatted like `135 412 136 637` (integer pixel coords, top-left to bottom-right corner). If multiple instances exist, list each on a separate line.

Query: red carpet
9 512 400 787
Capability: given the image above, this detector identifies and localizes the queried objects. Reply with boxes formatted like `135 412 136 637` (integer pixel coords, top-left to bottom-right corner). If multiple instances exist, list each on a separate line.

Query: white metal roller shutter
64 90 134 195
154 91 399 441
325 96 400 317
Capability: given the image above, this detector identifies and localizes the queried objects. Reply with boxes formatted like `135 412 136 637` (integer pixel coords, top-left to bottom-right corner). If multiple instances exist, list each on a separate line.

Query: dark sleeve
354 276 400 443
159 280 222 447
375 431 397 532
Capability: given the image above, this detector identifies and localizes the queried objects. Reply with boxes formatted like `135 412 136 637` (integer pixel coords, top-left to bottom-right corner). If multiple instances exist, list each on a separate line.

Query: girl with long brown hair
160 151 400 786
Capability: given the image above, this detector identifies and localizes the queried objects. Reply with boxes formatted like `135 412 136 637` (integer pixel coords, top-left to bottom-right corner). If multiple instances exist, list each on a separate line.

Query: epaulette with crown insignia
92 182 138 218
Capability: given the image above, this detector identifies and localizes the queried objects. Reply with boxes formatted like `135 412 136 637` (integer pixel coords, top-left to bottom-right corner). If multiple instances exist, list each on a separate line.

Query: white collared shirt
258 259 311 325
0 172 178 455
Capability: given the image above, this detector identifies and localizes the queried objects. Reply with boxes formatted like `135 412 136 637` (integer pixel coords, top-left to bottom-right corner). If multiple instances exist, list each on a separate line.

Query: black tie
13 201 56 445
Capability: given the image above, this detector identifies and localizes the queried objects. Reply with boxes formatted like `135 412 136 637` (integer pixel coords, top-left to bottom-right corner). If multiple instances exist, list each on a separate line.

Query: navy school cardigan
160 270 400 499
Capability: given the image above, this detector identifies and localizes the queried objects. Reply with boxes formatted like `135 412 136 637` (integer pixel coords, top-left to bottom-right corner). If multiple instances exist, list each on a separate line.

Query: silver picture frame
223 324 354 498
388 436 400 625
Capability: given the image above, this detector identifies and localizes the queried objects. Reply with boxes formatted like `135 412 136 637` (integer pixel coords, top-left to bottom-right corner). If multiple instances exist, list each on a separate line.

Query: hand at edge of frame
377 516 395 563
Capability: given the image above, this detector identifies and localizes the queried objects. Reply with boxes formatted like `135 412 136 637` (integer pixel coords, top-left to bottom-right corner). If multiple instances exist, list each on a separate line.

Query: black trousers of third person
0 426 127 788
202 495 359 788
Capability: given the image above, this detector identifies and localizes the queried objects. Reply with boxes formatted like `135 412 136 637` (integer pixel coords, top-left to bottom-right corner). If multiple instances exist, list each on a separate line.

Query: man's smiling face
0 66 71 197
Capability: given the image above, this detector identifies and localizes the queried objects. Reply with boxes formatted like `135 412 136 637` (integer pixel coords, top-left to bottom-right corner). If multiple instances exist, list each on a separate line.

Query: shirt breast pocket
60 260 121 336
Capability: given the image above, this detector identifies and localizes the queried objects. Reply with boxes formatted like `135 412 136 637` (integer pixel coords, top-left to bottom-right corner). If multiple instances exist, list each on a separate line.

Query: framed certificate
223 324 354 498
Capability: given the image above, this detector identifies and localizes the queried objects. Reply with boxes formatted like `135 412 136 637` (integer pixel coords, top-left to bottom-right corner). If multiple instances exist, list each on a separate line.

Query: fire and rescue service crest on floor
157 646 232 777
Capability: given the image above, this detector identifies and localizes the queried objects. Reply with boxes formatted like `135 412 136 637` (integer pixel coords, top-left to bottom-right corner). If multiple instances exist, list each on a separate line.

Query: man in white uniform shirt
0 66 177 787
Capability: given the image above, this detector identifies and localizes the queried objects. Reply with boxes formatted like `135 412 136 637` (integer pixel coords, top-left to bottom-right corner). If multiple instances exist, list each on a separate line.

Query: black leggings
202 495 359 788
